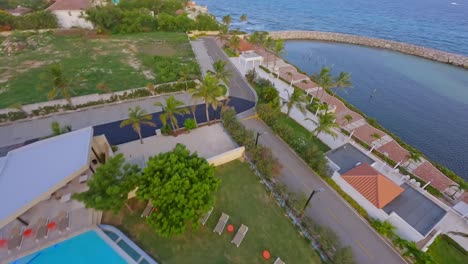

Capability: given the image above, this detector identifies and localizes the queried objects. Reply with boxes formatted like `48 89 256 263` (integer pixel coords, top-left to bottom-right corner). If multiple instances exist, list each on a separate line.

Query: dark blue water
198 0 468 55
282 41 468 179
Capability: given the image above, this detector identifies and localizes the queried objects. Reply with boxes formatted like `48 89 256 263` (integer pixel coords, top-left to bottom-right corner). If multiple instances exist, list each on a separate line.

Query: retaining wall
269 31 468 69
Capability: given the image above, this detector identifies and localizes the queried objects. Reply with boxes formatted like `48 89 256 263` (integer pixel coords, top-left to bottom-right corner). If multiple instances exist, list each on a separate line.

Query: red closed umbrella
262 250 270 260
23 228 33 237
227 224 234 233
0 239 7 247
47 222 57 230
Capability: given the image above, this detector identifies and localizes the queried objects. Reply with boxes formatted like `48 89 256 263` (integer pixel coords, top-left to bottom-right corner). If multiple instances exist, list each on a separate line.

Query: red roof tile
342 163 404 208
354 123 385 145
413 162 455 191
238 39 254 52
377 140 410 163
47 0 90 11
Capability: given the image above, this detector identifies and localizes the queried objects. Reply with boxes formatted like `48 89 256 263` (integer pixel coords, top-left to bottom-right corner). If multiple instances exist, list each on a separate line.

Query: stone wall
269 31 468 69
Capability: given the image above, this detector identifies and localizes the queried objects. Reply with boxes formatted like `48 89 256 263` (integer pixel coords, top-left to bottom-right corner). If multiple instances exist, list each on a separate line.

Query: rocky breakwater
269 31 468 69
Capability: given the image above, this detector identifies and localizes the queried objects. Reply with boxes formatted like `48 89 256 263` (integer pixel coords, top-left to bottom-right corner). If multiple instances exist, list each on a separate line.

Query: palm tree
240 14 247 22
40 63 74 107
154 96 189 131
283 88 306 116
228 34 240 52
344 114 353 124
406 151 422 168
120 106 156 144
190 73 223 125
273 39 285 69
332 72 352 96
189 103 198 127
146 83 156 95
222 15 231 28
178 67 193 91
310 112 339 138
310 67 333 99
212 60 232 86
262 36 275 67
216 24 230 44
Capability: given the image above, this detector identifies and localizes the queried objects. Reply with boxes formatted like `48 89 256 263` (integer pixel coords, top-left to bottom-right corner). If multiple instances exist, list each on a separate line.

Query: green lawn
0 31 198 108
103 160 321 264
428 235 468 264
277 113 331 152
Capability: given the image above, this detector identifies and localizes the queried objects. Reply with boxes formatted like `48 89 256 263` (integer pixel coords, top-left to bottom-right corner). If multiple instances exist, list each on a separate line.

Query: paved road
243 119 405 264
196 37 256 102
200 38 405 264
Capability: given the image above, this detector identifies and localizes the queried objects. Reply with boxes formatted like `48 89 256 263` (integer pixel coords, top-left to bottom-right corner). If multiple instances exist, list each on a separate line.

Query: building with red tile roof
237 39 255 53
342 163 404 208
47 0 94 29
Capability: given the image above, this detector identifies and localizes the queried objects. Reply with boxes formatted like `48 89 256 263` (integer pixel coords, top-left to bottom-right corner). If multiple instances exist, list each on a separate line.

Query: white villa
0 127 111 261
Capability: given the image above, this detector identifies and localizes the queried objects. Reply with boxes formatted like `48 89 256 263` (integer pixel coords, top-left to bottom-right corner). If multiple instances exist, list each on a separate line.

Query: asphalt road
200 37 406 264
201 37 256 102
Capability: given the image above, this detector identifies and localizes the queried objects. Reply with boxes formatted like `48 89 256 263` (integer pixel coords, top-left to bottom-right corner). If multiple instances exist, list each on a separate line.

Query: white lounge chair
231 224 248 247
140 201 153 218
201 207 214 226
274 257 285 264
213 213 229 235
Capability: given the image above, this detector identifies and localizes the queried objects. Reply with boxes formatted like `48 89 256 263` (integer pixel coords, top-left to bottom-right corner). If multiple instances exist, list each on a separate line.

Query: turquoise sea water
199 0 468 180
11 230 127 264
197 0 468 55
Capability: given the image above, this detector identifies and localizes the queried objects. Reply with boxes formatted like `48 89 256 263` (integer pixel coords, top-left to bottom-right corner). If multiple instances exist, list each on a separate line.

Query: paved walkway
117 124 237 168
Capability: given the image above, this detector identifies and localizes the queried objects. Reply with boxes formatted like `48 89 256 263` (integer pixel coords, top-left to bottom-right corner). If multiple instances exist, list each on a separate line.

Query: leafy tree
137 144 220 237
73 154 140 213
50 121 71 136
146 82 156 95
309 112 339 138
120 106 156 144
333 247 355 264
344 114 353 124
283 88 306 116
154 95 189 130
248 31 268 48
240 13 247 22
406 151 422 168
194 13 219 31
222 14 231 28
311 67 352 99
190 73 223 124
11 10 57 30
212 59 232 86
39 63 74 107
178 66 193 91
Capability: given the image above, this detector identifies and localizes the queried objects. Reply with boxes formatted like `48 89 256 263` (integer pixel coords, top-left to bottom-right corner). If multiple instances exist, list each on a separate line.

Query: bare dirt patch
121 43 155 80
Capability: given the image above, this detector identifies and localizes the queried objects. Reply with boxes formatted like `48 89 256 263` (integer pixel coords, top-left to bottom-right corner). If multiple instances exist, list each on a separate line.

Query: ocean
198 0 468 180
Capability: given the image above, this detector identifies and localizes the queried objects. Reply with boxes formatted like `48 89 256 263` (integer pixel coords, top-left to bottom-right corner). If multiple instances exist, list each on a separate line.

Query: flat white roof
0 127 94 228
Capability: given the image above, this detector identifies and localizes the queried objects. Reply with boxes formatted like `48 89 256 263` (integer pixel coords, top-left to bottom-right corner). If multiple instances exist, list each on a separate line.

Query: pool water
11 230 127 264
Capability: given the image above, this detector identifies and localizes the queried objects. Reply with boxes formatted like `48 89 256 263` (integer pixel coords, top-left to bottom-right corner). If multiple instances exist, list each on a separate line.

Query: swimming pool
11 230 128 264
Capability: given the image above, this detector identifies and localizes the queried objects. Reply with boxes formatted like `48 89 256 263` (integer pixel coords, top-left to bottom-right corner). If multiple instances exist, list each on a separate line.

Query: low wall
207 146 245 166
386 212 425 242
268 31 468 69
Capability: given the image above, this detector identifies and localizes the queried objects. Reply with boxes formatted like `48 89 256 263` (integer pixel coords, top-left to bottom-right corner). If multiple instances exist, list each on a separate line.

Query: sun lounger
213 213 229 235
273 257 285 264
58 212 70 233
200 207 214 226
231 224 248 247
35 218 47 242
140 201 154 218
8 226 24 252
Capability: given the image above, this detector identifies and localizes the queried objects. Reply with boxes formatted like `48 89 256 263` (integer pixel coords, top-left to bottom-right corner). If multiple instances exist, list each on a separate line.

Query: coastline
268 30 468 69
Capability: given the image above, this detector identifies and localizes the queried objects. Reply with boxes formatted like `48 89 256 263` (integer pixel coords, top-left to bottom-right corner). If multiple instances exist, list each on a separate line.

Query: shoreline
268 30 468 69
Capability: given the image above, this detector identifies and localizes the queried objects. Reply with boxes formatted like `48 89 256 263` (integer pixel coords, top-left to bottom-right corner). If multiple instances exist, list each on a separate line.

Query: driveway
242 118 405 264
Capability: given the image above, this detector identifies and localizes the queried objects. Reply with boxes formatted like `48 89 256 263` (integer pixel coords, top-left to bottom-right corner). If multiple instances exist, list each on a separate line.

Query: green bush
7 111 28 121
248 145 282 179
150 56 200 83
160 124 173 136
183 118 196 132
11 11 57 30
86 6 156 34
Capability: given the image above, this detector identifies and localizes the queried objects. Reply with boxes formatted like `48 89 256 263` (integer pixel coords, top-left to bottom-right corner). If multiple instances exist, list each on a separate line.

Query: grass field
103 160 321 264
428 235 468 264
0 31 198 108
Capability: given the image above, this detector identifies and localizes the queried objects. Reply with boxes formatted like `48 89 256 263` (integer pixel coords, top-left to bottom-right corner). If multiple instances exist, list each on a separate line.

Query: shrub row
0 10 57 30
1 81 197 123
221 109 281 179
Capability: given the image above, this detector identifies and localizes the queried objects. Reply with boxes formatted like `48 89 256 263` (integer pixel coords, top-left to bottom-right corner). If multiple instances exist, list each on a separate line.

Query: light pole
255 131 267 147
301 188 325 217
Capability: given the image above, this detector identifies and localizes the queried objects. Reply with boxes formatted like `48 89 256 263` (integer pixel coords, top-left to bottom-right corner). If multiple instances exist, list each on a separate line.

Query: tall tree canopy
73 154 140 213
137 144 220 237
